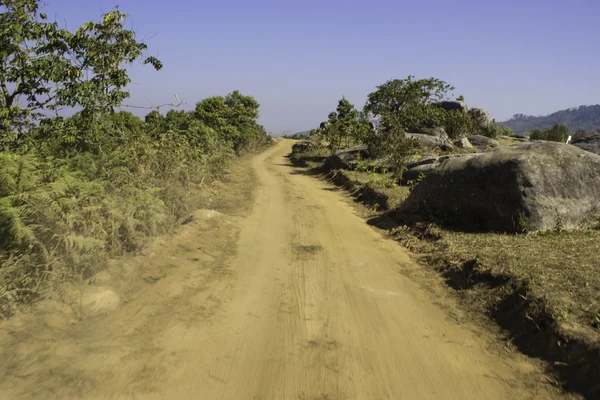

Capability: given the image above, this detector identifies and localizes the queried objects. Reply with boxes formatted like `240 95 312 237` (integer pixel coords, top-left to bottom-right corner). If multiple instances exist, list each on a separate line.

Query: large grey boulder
324 145 370 170
434 100 468 113
401 142 600 232
467 135 500 151
572 133 600 155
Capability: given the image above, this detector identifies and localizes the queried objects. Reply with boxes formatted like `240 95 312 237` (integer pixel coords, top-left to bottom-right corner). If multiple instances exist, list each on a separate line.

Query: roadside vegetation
291 76 600 398
0 0 270 316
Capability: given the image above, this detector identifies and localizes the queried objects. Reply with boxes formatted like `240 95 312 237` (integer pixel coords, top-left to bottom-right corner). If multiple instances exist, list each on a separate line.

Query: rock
291 137 329 154
572 133 600 155
402 154 476 183
324 145 370 171
406 133 451 150
431 127 448 138
401 142 600 232
455 137 473 149
292 141 313 153
469 108 490 129
434 100 468 113
81 286 120 316
467 135 500 151
440 143 454 152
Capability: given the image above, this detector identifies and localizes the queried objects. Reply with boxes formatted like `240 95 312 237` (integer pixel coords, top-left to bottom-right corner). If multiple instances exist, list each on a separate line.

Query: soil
0 140 575 399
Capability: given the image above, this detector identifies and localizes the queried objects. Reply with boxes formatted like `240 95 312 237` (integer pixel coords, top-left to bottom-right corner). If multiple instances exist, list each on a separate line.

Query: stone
401 142 600 232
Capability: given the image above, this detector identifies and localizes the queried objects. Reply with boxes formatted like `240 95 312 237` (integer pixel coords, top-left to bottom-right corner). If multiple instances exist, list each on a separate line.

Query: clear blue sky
44 0 600 135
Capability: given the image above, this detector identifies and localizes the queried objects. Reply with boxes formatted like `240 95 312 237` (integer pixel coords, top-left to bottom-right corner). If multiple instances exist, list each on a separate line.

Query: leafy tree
456 95 465 101
367 114 418 177
195 91 263 153
321 97 369 151
364 76 454 133
444 110 473 138
0 0 162 148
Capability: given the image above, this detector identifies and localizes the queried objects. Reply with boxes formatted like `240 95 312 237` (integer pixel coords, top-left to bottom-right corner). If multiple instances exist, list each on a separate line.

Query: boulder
402 154 476 183
406 133 451 150
324 145 370 171
469 108 491 129
292 141 314 154
291 137 329 154
434 100 468 113
572 133 600 155
467 135 500 151
455 137 473 149
401 142 600 232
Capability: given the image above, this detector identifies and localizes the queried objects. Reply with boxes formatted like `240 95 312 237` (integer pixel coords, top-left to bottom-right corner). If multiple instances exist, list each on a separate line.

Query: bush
443 110 473 139
529 124 570 142
368 123 418 178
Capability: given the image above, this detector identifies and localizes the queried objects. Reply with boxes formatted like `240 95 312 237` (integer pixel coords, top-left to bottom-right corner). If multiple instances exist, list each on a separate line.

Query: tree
364 76 454 132
194 91 262 153
322 97 369 151
0 0 162 148
444 110 473 138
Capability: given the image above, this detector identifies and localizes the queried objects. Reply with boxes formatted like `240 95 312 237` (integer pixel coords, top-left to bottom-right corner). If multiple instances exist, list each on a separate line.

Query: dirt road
0 139 567 399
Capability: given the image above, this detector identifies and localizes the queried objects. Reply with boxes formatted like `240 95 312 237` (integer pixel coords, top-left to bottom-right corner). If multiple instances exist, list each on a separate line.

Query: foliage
194 90 265 154
444 110 473 139
321 97 370 151
0 0 162 149
0 3 269 316
481 119 499 138
529 123 570 142
500 125 513 136
364 76 454 133
367 116 418 178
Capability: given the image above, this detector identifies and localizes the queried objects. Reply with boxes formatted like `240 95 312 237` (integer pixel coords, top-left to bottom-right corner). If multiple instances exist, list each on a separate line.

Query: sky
42 0 600 135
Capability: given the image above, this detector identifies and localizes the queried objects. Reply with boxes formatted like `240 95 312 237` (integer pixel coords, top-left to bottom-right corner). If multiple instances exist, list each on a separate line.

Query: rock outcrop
401 142 600 232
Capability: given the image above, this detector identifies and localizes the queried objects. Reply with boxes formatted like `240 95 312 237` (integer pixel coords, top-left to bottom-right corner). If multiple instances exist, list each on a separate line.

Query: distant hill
501 105 600 134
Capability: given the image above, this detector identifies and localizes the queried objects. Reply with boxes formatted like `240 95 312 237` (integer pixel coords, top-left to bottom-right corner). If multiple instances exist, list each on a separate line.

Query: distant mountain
501 105 600 134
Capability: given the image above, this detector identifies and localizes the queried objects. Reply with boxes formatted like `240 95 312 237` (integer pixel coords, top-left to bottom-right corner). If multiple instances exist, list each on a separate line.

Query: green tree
444 110 473 138
322 97 369 151
0 0 162 149
194 91 263 153
364 76 454 133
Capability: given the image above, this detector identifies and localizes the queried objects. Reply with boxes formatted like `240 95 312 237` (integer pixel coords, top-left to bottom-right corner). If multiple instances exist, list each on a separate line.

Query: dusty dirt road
0 139 569 399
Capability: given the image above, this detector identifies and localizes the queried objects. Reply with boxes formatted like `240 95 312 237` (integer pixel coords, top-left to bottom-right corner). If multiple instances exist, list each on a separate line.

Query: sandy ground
0 139 572 399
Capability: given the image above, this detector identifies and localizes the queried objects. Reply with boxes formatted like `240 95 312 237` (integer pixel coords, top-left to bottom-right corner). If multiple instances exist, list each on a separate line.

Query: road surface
0 139 563 399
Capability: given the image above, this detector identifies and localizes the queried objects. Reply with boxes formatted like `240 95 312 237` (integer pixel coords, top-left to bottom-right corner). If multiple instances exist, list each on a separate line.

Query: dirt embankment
0 140 576 399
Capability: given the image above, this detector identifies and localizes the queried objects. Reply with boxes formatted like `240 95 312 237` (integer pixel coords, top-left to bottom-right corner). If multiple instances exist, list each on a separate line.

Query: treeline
502 105 600 134
0 1 269 316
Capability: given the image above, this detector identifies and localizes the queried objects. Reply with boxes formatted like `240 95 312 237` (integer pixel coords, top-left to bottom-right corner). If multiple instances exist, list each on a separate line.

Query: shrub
529 124 570 142
443 110 473 139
